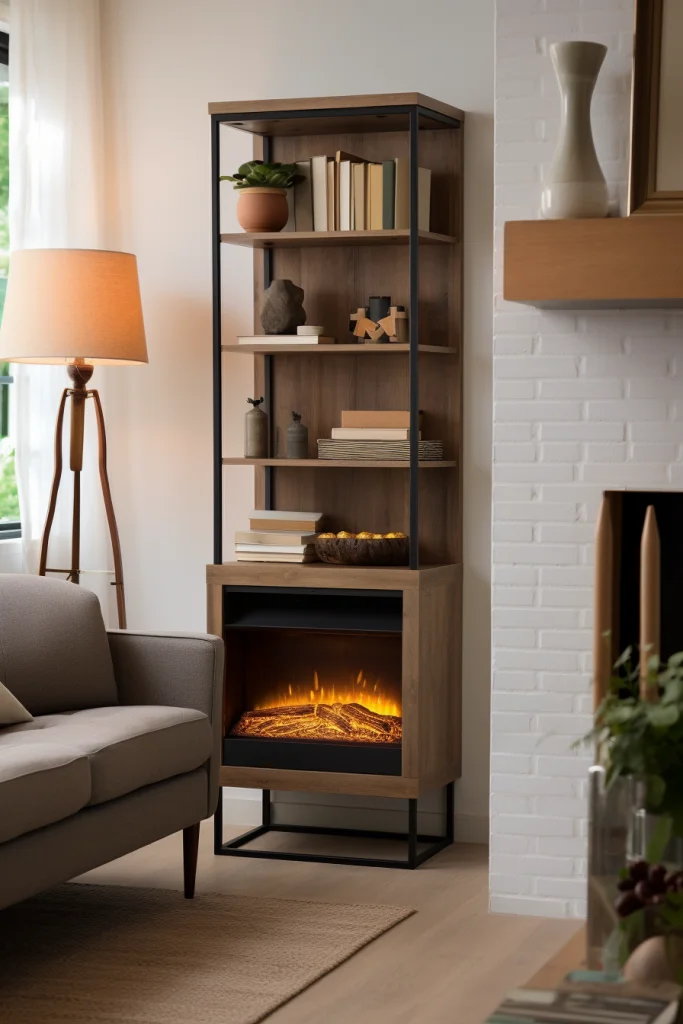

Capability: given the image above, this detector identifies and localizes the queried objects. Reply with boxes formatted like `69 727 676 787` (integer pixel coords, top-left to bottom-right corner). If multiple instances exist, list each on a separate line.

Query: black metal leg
214 785 224 854
408 799 418 869
213 783 455 869
446 780 455 842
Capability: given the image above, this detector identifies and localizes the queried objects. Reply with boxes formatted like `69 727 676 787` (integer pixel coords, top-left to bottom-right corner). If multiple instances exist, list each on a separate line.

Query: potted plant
220 160 303 233
586 647 683 851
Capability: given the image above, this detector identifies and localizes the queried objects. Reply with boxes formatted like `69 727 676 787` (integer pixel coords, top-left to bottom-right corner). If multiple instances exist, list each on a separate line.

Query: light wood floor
77 822 581 1024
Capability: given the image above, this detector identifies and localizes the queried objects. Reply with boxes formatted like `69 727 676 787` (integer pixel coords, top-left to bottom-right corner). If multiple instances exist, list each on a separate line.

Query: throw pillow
0 680 33 726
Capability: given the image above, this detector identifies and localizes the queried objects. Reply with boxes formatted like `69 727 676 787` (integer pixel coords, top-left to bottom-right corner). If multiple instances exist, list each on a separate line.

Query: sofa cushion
0 575 118 716
0 679 33 726
0 706 212 806
0 742 91 843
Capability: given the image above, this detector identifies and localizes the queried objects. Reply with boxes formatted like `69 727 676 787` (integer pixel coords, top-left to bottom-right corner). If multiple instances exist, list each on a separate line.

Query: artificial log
231 702 402 744
593 495 614 710
639 504 660 701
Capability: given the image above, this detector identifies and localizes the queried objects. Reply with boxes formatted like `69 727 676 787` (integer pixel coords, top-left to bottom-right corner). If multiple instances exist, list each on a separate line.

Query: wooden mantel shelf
504 217 683 308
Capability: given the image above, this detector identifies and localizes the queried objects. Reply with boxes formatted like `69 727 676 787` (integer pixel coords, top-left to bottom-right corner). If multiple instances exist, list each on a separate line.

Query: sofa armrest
107 630 224 815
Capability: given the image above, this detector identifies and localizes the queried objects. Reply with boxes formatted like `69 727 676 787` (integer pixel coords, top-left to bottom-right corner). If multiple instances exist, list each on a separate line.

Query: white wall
101 0 494 839
491 0 683 917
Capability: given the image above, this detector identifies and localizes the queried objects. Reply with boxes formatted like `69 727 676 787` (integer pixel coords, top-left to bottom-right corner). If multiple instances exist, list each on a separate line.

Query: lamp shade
0 248 148 365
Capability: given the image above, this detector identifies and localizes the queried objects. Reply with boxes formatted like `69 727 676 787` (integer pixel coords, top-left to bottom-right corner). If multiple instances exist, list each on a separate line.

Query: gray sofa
0 574 223 910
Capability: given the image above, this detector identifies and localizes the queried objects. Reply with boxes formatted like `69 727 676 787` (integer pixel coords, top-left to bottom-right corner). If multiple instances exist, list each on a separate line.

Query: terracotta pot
236 187 289 233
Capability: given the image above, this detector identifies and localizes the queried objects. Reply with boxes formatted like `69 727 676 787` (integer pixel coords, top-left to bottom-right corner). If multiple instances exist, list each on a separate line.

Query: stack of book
234 510 322 564
290 152 431 233
317 411 443 462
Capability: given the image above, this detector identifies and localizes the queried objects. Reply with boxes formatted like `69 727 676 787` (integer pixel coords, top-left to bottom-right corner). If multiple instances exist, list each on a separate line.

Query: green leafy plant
583 647 683 835
220 160 303 190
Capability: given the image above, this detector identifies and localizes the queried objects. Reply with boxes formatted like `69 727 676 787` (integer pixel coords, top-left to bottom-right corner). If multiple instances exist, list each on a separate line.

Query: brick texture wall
492 0 683 916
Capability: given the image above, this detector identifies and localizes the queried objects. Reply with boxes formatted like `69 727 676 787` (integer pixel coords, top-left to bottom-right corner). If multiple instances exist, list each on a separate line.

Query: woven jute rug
0 883 413 1023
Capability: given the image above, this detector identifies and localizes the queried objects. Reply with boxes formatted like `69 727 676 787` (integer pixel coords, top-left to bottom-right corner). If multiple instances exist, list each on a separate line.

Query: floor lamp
0 249 148 627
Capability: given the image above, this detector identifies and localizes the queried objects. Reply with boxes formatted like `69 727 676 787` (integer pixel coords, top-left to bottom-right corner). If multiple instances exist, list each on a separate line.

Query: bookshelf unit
207 94 464 868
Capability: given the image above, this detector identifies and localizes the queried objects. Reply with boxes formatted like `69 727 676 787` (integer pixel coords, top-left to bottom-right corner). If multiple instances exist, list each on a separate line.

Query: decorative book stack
291 152 431 232
317 410 443 461
234 510 322 563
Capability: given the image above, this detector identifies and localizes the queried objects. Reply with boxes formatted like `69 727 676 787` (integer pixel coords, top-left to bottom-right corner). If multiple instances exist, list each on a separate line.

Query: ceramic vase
286 412 308 459
541 41 609 219
244 398 268 458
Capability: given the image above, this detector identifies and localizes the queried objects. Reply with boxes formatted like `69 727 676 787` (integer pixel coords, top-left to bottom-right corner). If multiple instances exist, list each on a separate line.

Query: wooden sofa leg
183 822 200 899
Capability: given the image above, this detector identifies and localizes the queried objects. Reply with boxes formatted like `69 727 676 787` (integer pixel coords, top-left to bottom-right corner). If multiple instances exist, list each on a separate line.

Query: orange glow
231 670 402 745
252 670 401 718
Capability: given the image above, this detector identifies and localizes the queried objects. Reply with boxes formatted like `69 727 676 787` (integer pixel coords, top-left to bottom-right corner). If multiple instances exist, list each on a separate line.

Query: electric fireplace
207 565 462 869
222 587 403 775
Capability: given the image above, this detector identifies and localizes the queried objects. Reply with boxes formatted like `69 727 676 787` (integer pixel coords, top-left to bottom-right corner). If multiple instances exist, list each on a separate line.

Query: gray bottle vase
286 412 308 459
245 397 268 458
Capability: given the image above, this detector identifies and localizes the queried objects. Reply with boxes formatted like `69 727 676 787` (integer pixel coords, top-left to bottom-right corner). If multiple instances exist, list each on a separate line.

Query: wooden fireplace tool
38 361 127 628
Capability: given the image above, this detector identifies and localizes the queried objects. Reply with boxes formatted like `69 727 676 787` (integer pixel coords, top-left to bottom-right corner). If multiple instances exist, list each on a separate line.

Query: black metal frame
210 100 461 868
214 782 454 869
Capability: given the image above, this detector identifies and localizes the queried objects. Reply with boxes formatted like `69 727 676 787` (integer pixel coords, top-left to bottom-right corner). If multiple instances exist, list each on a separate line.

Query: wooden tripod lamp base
0 248 148 631
38 361 127 629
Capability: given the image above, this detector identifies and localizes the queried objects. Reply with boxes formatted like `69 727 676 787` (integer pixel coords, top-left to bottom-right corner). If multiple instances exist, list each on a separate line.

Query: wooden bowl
315 536 409 567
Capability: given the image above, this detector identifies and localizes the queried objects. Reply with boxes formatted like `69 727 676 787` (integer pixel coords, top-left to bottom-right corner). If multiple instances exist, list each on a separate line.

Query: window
0 29 19 539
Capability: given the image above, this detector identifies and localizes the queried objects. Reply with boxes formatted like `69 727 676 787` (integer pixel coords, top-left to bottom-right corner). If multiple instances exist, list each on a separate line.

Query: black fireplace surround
222 586 403 777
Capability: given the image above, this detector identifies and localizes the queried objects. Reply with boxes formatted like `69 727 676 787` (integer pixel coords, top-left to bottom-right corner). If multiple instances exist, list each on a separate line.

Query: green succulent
220 160 304 190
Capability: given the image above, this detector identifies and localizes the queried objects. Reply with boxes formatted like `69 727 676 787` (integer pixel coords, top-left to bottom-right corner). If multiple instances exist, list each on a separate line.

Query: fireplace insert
222 586 403 775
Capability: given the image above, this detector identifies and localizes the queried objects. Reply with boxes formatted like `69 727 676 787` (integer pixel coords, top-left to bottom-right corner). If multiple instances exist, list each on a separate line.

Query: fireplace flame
231 669 402 744
253 670 401 718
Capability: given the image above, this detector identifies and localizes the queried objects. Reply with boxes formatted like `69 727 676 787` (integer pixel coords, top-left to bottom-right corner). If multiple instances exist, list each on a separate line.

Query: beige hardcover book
368 163 383 230
353 162 366 230
234 531 319 545
394 159 432 231
311 155 328 231
334 151 363 229
327 159 335 231
340 410 423 429
249 518 321 533
236 557 317 565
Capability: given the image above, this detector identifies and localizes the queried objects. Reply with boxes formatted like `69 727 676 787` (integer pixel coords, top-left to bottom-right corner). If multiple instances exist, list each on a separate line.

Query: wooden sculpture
593 495 613 710
639 505 660 701
349 305 409 343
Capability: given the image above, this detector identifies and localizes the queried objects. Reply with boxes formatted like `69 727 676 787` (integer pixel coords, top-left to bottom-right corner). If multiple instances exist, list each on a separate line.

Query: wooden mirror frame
630 0 683 214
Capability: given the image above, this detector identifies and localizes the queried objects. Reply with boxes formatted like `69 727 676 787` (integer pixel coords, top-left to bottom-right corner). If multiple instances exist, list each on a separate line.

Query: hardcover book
293 159 313 231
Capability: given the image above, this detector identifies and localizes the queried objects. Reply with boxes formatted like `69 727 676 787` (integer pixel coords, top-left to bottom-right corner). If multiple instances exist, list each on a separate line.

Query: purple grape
635 880 653 902
617 877 636 892
629 859 649 882
615 891 643 917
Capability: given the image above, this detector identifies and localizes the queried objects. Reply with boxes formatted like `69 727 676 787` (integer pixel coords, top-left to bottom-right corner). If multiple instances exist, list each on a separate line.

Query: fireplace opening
223 624 403 776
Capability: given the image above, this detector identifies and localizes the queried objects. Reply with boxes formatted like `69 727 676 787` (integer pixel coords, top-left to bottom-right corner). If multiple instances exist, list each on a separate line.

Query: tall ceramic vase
541 41 609 219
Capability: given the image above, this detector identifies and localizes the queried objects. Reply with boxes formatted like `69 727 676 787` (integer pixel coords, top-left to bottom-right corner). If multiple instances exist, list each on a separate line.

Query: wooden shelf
208 560 459 590
504 217 683 308
221 229 457 249
223 457 456 469
209 92 464 136
222 343 456 355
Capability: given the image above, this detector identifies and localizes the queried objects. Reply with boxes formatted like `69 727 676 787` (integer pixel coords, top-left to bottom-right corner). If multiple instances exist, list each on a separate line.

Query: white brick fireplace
492 0 683 916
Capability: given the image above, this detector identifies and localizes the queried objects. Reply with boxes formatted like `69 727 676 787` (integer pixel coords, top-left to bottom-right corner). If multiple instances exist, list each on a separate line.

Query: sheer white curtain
9 0 112 615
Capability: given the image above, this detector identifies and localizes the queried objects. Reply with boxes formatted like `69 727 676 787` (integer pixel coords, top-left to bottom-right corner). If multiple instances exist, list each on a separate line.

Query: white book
235 543 313 554
311 155 328 231
339 160 352 231
249 509 322 520
237 336 335 346
236 551 316 563
331 427 420 441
